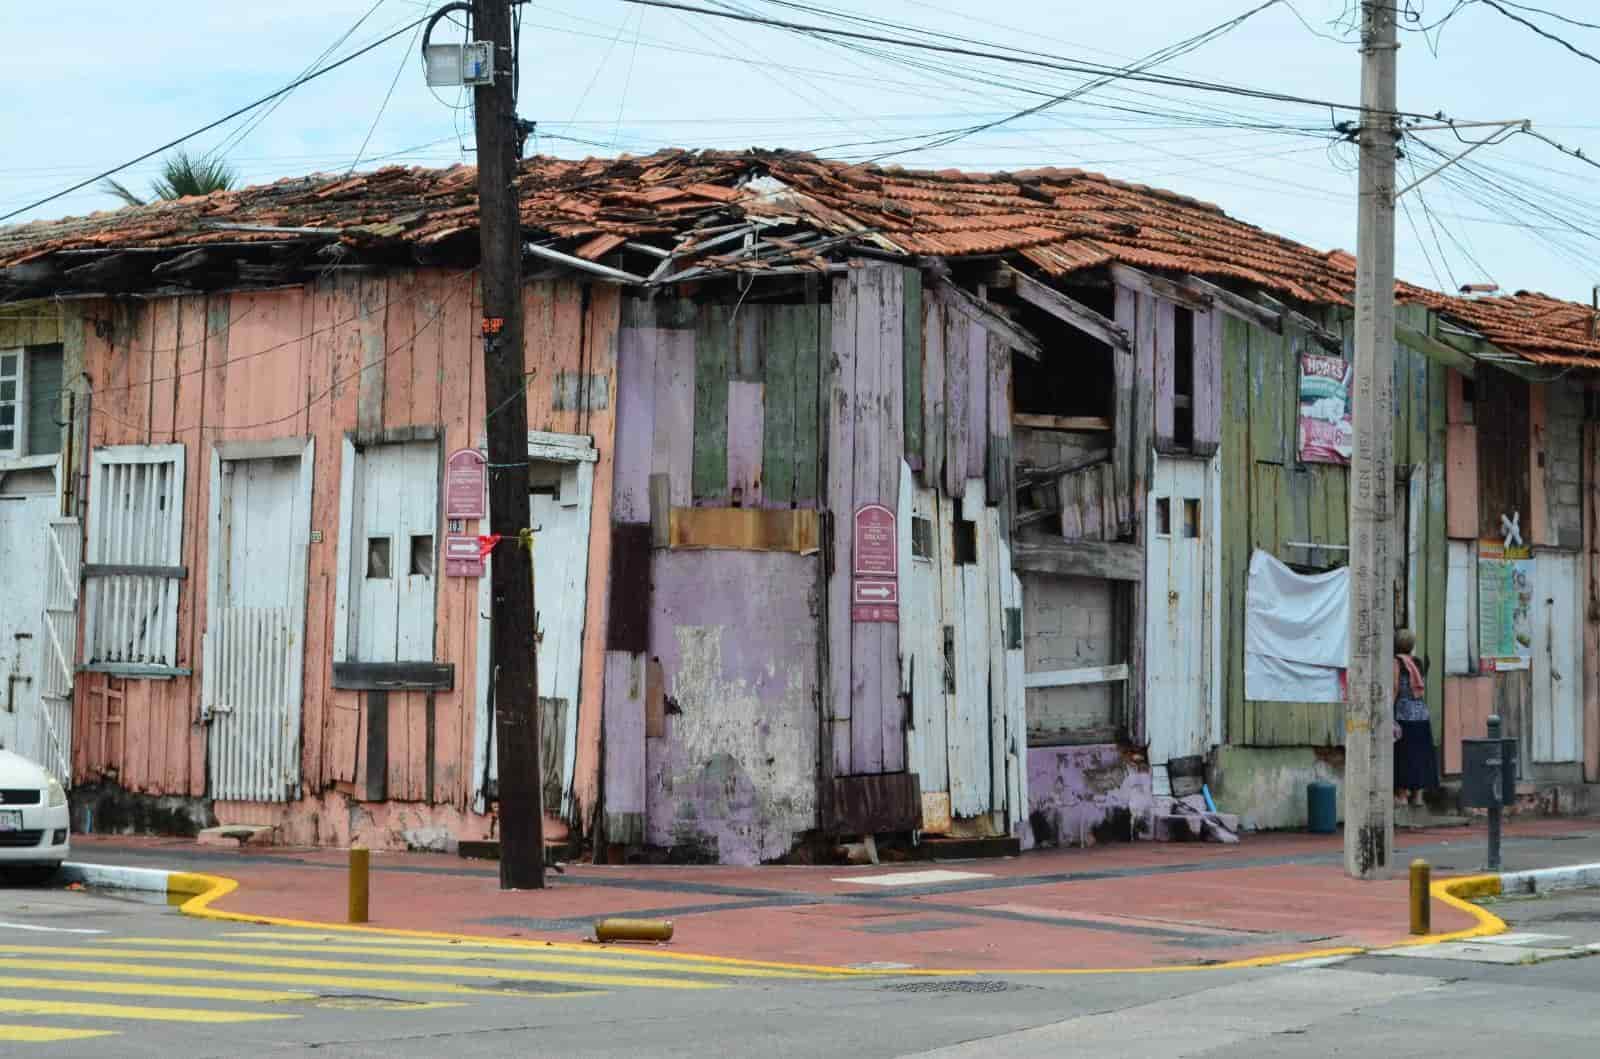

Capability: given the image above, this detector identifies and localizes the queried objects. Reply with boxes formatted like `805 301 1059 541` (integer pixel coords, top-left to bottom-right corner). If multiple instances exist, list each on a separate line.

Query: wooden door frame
203 436 314 794
471 430 599 815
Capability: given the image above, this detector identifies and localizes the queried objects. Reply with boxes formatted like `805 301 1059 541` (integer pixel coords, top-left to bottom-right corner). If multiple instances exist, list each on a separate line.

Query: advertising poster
1297 353 1353 465
1478 539 1533 671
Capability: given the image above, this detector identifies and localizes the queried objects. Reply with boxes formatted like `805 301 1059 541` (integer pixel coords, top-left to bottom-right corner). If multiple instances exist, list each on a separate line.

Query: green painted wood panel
1425 358 1448 743
798 298 823 502
693 305 731 500
1219 307 1451 749
763 306 799 506
903 267 923 469
1221 314 1254 747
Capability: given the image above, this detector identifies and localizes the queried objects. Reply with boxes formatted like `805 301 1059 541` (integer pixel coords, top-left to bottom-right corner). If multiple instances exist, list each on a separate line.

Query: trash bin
1307 780 1337 834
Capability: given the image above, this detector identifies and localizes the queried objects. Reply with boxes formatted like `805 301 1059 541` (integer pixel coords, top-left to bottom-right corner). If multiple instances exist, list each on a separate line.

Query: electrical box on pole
424 41 495 86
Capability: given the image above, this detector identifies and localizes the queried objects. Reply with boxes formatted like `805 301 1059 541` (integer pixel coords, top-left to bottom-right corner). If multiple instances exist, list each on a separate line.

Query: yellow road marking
0 998 292 1024
0 1026 118 1043
0 975 303 1004
176 873 883 976
0 945 721 991
113 937 843 980
0 957 602 998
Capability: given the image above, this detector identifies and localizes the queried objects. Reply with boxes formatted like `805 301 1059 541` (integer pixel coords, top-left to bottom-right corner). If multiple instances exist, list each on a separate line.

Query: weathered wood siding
1220 305 1447 747
66 271 619 841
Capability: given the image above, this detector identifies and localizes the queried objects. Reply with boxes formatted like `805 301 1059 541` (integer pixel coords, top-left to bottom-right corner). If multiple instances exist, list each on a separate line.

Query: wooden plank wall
67 272 620 830
0 302 61 348
1219 305 1447 747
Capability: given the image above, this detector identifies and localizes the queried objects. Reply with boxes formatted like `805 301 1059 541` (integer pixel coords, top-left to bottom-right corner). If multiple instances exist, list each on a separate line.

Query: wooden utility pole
473 0 543 890
1345 0 1398 880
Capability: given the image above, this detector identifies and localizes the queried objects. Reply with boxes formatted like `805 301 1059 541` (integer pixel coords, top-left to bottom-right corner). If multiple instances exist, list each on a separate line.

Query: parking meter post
1486 714 1502 872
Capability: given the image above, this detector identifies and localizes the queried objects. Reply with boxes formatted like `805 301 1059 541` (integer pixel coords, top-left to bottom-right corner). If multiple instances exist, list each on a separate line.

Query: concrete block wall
1546 382 1584 549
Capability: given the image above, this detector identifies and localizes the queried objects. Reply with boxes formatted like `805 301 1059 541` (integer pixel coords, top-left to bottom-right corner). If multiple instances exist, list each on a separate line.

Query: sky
4 1 1600 302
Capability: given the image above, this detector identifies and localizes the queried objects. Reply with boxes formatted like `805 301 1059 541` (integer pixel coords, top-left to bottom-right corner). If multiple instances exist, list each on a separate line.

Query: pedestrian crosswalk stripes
112 935 847 980
0 924 817 1048
0 943 728 990
0 997 293 1024
0 1026 118 1043
0 955 600 997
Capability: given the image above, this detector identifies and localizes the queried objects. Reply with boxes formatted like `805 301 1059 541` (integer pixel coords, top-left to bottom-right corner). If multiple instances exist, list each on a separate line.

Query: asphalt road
0 875 1594 1057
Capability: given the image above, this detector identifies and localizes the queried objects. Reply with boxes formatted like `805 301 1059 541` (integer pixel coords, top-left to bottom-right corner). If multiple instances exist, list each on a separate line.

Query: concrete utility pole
472 0 544 890
1345 0 1398 880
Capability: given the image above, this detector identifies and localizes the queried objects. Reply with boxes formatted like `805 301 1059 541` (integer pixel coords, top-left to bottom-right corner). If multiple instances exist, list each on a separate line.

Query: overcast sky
5 1 1599 301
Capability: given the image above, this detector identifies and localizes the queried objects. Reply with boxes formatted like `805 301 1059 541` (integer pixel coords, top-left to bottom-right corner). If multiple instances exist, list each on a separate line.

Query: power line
1477 0 1600 66
1488 0 1600 33
349 20 429 174
851 0 1292 164
0 14 431 224
605 0 1447 119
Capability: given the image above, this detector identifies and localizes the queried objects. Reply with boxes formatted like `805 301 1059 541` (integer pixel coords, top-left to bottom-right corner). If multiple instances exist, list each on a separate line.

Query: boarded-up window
338 438 438 664
1022 573 1119 745
1477 376 1530 539
83 444 186 672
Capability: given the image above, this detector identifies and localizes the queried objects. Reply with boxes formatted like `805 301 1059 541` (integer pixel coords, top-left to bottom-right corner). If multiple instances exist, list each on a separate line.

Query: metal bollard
349 846 370 924
594 918 674 943
1486 715 1503 872
1409 858 1431 935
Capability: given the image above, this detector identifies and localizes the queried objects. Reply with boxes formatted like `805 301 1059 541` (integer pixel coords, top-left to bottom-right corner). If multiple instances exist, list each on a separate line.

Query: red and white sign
444 534 485 577
851 504 899 623
852 578 899 607
852 503 897 578
445 448 487 520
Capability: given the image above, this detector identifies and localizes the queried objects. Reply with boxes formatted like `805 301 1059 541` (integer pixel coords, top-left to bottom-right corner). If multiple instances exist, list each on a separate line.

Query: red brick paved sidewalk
69 819 1598 971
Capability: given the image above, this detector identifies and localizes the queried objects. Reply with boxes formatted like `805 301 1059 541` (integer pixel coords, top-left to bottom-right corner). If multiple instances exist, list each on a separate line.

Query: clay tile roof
4 146 1598 365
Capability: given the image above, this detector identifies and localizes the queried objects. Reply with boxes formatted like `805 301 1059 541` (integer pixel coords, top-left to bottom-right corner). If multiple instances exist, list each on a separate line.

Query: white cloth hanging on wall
1244 549 1349 703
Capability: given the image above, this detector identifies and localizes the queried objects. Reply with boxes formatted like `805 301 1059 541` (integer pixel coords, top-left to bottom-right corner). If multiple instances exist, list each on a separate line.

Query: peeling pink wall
1024 745 1152 850
645 550 821 865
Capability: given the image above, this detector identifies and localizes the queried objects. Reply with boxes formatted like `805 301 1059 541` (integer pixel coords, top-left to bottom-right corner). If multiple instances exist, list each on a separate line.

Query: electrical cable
0 14 432 224
1477 0 1600 67
349 20 429 174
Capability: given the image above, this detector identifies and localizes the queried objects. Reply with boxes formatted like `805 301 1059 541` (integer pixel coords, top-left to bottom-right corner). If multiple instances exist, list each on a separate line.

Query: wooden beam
1012 413 1112 432
1004 265 1130 350
1182 275 1282 332
668 507 821 553
931 276 1044 360
1396 324 1477 379
1023 663 1130 689
1016 448 1110 486
1011 538 1143 581
1108 263 1211 313
332 662 455 691
1253 291 1343 350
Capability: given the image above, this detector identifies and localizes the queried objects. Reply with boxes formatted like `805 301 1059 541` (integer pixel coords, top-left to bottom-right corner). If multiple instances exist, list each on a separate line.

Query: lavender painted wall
645 549 821 864
1024 744 1152 850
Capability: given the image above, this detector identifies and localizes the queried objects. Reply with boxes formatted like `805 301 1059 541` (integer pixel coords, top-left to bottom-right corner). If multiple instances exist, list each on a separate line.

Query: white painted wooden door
1532 551 1582 763
37 517 80 783
1144 455 1221 768
204 444 313 801
474 437 597 819
0 473 55 758
898 461 951 830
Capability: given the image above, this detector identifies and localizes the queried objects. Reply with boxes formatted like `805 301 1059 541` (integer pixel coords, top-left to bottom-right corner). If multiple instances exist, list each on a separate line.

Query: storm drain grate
880 979 1027 995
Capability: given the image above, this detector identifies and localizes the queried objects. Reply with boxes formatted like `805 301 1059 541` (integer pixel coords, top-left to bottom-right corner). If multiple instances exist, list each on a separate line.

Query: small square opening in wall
410 534 435 577
911 516 934 560
1155 497 1171 536
953 501 978 565
1183 498 1201 539
366 537 392 579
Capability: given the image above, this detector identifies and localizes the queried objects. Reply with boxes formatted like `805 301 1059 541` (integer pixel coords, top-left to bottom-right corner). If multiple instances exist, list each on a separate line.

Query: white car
0 749 70 877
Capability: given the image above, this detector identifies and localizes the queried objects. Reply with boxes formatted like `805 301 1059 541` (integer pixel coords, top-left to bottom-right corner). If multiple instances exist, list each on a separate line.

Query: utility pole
473 0 543 890
1345 0 1398 880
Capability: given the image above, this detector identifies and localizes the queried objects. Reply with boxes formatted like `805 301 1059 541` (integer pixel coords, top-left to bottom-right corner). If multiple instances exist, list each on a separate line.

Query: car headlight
46 777 66 809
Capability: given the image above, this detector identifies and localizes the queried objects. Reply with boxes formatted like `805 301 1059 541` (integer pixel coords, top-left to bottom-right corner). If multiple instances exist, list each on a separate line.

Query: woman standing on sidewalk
1394 629 1437 807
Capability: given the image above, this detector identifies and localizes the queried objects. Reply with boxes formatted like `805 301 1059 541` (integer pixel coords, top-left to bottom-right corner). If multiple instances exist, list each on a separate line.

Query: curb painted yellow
164 867 1511 979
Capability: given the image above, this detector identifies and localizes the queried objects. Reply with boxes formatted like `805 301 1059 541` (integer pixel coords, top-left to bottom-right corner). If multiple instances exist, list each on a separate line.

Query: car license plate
0 809 20 832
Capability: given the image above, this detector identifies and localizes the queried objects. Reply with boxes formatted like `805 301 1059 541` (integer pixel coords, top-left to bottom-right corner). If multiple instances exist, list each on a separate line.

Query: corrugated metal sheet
205 606 295 802
35 517 79 783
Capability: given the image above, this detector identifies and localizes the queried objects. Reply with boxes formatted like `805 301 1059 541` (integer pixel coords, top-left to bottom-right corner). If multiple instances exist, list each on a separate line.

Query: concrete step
197 824 276 848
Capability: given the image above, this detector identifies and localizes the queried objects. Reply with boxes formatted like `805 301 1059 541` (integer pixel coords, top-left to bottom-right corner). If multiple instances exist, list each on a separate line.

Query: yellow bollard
349 846 370 924
594 918 674 944
1409 858 1431 936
